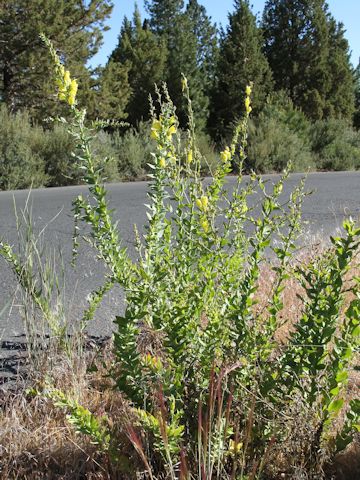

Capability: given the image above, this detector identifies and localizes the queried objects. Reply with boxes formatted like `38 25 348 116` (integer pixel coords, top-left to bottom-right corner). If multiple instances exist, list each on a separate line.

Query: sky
89 0 360 68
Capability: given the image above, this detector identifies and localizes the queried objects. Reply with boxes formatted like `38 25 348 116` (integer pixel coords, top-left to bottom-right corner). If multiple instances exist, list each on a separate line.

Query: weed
0 35 359 479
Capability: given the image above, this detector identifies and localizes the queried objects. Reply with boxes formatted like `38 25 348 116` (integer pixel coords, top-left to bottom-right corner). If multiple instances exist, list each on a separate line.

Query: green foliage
183 0 219 129
136 401 185 467
40 123 76 186
0 0 358 134
186 0 218 95
166 13 209 129
0 105 228 191
0 0 112 123
111 123 154 180
262 0 355 121
145 0 184 36
1 96 360 194
272 220 360 407
0 108 123 190
0 105 47 190
310 118 360 170
247 93 314 172
326 18 356 120
89 130 121 183
209 0 273 140
145 0 217 130
90 60 131 121
109 6 168 125
193 132 219 174
4 35 359 479
40 387 110 448
336 399 360 451
353 62 360 129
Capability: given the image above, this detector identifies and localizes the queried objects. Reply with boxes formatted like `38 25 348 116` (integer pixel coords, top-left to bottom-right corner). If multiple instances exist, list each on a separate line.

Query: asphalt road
1 171 360 344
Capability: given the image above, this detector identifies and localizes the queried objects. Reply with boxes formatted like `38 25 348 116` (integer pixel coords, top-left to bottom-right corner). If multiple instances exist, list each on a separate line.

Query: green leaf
335 371 348 383
330 386 340 396
328 398 345 414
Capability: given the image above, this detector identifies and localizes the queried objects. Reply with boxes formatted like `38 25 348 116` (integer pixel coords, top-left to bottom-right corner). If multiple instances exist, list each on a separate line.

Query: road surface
0 172 360 343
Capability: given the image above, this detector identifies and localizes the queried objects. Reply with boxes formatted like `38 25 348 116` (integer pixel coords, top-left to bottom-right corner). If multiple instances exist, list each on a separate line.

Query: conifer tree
165 8 209 129
145 0 218 130
91 61 131 121
209 0 273 140
262 0 355 120
144 0 184 36
354 61 360 129
326 19 356 119
0 0 112 122
186 0 218 95
109 6 168 125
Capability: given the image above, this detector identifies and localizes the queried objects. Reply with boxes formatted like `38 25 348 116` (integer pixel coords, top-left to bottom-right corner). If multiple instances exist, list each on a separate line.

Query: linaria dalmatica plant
8 35 359 478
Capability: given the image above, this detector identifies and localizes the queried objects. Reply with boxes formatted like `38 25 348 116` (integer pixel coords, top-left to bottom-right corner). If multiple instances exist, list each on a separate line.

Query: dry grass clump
1 246 359 479
0 345 127 480
1 394 104 479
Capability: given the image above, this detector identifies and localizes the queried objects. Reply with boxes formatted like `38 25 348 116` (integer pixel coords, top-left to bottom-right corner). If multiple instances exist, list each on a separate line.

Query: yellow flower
70 78 78 93
200 195 208 210
159 157 166 168
200 218 209 233
151 119 161 139
229 439 243 455
220 146 231 163
58 65 65 78
240 204 248 214
151 129 159 140
143 353 162 371
64 70 71 87
68 79 78 106
245 96 251 114
167 124 177 137
152 119 162 131
196 195 209 212
245 85 252 96
181 77 188 92
187 149 193 164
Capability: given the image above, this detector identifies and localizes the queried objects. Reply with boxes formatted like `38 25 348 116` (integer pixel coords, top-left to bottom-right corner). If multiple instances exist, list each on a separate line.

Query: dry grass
1 248 359 479
0 344 132 480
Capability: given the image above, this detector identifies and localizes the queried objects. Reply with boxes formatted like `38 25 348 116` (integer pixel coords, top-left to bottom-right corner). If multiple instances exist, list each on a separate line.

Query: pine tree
0 0 112 122
91 61 131 120
109 6 168 125
174 1 219 130
354 61 360 129
144 0 184 36
326 19 356 119
262 0 355 120
144 0 188 125
185 0 218 95
145 0 218 130
209 0 273 140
